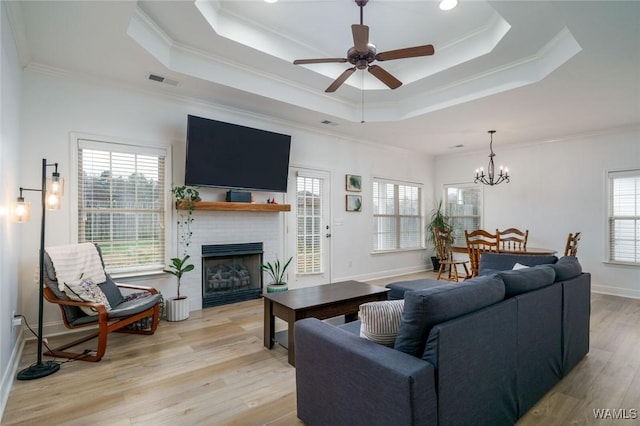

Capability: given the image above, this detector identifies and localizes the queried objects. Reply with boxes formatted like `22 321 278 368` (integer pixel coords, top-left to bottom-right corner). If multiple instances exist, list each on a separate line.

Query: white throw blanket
46 243 107 291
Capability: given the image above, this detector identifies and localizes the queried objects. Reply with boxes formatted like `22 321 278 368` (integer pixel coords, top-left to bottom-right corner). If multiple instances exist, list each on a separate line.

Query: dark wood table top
262 280 389 310
451 243 557 255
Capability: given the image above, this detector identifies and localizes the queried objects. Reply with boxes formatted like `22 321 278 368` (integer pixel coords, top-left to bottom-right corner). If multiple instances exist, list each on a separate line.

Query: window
444 184 482 243
77 138 167 273
373 179 422 251
608 169 640 264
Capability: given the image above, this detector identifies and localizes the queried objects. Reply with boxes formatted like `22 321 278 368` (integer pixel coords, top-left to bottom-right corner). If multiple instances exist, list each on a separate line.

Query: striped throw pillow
359 299 405 347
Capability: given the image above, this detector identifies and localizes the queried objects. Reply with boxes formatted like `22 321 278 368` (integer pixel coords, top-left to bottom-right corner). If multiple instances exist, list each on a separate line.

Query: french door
286 168 331 288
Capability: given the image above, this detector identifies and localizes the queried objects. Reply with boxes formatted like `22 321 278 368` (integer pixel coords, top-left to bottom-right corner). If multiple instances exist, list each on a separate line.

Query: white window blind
444 185 482 244
608 169 640 264
296 175 322 274
77 139 166 273
373 179 422 251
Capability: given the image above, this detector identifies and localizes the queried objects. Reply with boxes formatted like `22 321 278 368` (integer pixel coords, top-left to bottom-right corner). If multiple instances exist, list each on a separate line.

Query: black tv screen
185 115 291 192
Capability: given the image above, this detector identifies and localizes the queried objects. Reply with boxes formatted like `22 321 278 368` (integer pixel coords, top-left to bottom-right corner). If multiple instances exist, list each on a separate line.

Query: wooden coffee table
263 280 389 366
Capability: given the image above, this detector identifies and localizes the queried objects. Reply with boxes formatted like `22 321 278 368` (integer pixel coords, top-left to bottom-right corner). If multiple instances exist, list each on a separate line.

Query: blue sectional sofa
294 255 590 426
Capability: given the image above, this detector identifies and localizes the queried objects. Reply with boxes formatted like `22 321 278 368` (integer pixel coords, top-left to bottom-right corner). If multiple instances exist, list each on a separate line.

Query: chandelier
474 130 510 186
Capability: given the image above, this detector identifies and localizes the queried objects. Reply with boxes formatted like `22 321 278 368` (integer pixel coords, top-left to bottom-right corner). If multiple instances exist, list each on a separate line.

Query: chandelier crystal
474 130 510 186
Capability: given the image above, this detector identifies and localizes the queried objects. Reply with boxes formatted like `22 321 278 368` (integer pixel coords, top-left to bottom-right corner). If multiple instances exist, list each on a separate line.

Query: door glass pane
296 176 323 274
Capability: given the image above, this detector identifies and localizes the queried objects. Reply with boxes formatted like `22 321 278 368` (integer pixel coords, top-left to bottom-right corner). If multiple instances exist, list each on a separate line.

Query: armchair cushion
63 277 111 316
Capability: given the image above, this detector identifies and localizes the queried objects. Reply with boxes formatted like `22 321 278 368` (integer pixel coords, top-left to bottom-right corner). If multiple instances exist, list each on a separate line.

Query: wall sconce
15 159 64 380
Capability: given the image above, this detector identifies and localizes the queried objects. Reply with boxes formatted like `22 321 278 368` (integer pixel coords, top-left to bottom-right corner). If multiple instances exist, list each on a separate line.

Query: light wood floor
3 273 640 425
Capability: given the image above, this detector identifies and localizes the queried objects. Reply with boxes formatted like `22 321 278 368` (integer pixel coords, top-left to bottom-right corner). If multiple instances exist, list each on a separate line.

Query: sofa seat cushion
479 253 558 275
394 274 505 358
498 265 557 297
385 279 444 300
550 256 582 282
358 299 405 347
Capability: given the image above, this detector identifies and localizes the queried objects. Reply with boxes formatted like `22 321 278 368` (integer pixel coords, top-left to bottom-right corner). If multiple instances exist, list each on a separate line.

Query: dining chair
465 229 500 277
564 232 581 257
497 228 529 251
433 228 471 282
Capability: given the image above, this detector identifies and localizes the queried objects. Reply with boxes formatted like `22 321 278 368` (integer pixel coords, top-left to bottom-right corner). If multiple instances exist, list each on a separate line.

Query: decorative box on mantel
176 201 291 212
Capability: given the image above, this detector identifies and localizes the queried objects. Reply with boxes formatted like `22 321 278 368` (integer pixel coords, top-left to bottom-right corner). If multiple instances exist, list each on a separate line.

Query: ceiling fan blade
375 44 435 62
325 67 357 93
352 24 369 53
294 58 348 65
368 65 402 89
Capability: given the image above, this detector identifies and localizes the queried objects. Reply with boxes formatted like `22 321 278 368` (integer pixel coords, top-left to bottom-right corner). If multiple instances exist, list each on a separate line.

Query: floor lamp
15 159 64 380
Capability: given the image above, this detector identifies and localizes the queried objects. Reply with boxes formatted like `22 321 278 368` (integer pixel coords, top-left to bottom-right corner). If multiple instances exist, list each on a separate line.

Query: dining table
450 243 557 255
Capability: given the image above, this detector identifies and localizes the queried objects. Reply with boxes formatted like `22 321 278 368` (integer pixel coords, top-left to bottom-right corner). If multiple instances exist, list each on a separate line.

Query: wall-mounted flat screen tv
185 115 291 192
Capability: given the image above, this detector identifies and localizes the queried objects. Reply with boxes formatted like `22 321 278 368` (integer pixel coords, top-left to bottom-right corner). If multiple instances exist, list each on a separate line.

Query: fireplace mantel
177 201 291 212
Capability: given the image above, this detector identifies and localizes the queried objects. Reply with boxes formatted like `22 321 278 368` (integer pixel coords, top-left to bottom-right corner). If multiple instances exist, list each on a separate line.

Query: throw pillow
64 277 111 316
512 262 529 270
359 300 405 347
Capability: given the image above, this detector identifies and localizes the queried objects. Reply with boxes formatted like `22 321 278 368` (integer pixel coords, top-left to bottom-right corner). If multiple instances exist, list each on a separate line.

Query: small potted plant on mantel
164 185 200 321
262 256 293 293
426 200 452 271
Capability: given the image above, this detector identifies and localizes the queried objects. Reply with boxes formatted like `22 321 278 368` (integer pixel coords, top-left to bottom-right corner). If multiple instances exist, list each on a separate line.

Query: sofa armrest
295 318 437 426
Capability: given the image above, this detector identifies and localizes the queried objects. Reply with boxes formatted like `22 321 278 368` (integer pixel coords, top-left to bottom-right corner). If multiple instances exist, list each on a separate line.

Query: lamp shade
14 198 31 222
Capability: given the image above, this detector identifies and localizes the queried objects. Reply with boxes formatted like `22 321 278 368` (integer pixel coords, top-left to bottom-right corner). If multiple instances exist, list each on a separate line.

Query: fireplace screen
202 242 263 308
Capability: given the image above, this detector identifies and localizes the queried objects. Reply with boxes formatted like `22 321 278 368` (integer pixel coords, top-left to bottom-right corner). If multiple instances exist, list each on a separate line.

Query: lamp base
16 361 60 380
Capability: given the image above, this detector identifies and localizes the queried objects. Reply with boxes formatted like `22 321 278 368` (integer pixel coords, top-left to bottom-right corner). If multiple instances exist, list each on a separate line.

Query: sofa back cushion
394 274 505 357
497 265 556 298
479 253 558 275
550 256 582 282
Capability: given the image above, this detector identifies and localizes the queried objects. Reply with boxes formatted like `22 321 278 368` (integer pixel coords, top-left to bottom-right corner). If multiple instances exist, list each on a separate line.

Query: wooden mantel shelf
177 201 291 212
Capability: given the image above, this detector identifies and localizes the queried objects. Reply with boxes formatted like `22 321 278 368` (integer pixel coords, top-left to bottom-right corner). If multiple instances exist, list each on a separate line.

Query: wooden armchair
465 229 500 277
42 245 161 362
434 228 470 282
497 228 529 251
564 232 581 256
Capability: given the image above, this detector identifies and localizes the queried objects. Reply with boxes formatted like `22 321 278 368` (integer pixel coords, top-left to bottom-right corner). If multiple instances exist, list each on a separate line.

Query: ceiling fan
293 0 435 93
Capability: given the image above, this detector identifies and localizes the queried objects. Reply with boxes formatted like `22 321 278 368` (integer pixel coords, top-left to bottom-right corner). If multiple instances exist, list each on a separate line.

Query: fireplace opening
202 242 263 308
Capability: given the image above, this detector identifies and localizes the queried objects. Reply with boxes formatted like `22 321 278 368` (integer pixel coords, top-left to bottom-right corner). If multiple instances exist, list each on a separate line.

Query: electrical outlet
12 315 22 326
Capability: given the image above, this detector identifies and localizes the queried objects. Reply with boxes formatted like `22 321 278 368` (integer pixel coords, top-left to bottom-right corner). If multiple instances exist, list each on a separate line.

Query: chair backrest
465 229 500 276
433 228 454 261
564 232 581 256
497 228 529 251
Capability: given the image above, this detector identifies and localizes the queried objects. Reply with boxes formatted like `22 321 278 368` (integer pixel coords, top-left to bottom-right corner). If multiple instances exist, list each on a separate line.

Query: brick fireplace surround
178 210 285 311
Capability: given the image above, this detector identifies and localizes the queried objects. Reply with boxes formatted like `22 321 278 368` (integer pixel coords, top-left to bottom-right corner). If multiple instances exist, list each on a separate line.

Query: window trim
372 177 423 253
70 132 172 277
605 168 640 266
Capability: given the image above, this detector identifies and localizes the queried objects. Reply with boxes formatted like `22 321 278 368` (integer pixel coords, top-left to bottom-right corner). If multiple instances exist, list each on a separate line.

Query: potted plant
262 256 293 293
164 185 200 321
426 200 452 271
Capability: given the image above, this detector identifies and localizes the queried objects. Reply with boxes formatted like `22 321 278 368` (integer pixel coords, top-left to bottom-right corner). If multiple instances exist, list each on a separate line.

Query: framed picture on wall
346 174 362 192
346 195 362 212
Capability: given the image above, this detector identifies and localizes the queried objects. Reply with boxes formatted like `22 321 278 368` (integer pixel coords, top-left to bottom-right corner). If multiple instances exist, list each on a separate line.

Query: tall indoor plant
262 256 293 293
426 200 452 270
164 185 200 321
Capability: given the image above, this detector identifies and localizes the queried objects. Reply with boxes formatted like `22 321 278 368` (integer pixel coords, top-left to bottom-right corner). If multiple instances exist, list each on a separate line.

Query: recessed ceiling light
439 0 458 11
264 0 278 3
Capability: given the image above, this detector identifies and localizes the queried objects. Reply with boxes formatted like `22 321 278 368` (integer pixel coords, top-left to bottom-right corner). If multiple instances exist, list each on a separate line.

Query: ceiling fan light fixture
439 0 458 11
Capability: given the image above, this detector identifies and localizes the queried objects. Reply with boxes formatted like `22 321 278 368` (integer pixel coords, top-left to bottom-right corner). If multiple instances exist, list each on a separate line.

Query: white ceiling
8 0 640 156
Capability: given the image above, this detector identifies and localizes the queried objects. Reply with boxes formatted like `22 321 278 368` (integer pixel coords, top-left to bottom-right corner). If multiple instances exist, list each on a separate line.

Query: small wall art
346 195 362 212
346 174 362 192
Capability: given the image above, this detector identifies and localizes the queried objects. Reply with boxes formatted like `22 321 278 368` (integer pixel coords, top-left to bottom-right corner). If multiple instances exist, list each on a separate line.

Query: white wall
19 69 435 333
0 0 24 416
435 128 640 298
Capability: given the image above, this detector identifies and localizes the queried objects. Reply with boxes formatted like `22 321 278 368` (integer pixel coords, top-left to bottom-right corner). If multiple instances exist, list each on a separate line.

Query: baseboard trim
592 284 640 299
335 265 430 283
0 331 24 422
